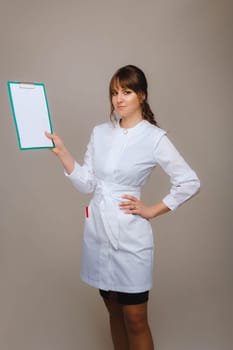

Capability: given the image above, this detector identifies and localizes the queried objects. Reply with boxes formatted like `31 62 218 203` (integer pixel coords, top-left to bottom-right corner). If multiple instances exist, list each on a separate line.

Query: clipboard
7 81 54 150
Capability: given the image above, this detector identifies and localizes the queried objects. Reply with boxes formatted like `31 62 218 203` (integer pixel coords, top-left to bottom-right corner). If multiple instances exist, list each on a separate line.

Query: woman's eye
124 90 131 95
111 91 118 96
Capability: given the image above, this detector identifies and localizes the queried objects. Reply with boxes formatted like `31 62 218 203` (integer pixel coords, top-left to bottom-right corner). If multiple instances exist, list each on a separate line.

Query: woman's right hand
45 131 75 174
45 131 67 157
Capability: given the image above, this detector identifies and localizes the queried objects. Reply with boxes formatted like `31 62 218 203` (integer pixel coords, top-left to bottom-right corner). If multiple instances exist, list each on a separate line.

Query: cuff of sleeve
64 161 81 178
162 196 179 211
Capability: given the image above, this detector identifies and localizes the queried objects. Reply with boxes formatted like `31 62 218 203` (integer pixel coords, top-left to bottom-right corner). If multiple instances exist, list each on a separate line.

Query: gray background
0 0 232 349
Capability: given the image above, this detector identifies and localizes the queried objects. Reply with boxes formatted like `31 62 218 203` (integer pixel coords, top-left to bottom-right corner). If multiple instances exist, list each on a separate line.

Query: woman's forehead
111 78 130 91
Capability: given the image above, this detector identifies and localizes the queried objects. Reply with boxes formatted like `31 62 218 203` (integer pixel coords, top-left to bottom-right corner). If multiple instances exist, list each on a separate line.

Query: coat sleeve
153 134 200 210
64 130 96 194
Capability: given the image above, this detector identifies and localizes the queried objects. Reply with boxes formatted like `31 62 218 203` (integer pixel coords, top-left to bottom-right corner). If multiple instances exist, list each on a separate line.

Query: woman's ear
138 92 146 104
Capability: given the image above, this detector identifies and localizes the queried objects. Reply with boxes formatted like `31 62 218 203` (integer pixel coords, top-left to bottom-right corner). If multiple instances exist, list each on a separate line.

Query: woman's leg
122 302 154 350
102 292 129 350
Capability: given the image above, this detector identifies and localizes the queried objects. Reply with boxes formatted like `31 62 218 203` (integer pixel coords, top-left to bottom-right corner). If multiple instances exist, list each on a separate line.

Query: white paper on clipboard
7 82 54 150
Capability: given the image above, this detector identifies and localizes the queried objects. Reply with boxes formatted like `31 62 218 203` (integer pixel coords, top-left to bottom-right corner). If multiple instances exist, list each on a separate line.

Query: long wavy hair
109 65 158 126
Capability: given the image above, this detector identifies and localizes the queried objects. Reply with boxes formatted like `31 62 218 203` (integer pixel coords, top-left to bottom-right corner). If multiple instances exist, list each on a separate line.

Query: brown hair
109 65 158 126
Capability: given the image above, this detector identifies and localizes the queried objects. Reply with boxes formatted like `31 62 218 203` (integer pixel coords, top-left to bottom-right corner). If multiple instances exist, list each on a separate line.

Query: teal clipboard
7 81 54 150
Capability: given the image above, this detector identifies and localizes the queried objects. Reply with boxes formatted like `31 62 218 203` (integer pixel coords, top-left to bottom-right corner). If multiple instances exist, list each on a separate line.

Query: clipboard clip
19 82 36 89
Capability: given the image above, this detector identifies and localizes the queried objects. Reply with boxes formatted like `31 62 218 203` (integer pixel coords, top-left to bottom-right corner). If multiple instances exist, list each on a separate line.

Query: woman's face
111 84 142 119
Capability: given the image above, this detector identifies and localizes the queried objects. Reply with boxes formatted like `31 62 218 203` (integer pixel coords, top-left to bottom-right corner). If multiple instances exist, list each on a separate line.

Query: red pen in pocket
85 206 89 218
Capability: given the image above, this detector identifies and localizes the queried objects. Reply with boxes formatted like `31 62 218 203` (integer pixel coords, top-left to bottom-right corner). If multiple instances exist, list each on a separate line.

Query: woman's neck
120 115 143 129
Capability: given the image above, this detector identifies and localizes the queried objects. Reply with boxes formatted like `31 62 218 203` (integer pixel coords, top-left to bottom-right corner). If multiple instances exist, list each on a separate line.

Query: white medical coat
65 119 200 292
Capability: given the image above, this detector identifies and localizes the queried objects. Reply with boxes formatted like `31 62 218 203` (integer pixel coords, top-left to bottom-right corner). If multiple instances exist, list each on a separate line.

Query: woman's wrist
57 147 71 160
150 201 171 219
58 150 75 174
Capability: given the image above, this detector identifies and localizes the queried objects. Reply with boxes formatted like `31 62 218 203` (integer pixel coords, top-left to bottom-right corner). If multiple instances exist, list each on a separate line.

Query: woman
46 65 200 350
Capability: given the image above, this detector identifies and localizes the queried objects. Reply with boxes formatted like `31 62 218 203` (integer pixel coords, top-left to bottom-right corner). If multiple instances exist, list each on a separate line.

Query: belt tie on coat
93 179 141 250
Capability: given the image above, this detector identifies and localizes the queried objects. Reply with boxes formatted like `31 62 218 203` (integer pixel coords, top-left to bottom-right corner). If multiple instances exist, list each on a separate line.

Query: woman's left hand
119 195 155 220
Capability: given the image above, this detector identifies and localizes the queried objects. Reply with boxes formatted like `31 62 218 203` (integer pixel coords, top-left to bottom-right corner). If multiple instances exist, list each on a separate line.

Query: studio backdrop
0 1 232 350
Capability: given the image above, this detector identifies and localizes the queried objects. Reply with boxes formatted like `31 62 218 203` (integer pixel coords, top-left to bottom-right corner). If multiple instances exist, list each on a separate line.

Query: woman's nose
117 92 123 102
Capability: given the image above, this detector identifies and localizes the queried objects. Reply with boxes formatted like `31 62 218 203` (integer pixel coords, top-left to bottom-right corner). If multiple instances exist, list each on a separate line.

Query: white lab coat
65 119 200 292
